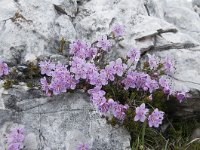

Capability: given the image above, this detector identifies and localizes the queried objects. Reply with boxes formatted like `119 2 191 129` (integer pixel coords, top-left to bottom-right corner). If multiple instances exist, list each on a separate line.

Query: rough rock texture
0 0 200 149
0 87 130 150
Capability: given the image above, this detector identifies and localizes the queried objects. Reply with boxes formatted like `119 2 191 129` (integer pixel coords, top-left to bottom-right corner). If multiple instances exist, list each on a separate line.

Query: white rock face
0 0 76 64
0 0 200 149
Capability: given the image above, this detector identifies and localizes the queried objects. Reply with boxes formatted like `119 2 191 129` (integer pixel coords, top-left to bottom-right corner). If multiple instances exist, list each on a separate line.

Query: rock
191 128 200 140
24 133 38 150
0 87 131 150
146 0 200 43
146 0 194 18
52 0 77 17
164 6 200 42
193 0 200 7
0 0 76 65
133 16 177 40
55 15 76 41
193 0 200 17
154 32 199 50
0 81 5 109
0 0 18 21
137 1 200 118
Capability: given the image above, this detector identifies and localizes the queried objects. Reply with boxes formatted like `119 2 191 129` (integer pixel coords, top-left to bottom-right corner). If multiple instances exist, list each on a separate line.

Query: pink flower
40 77 51 96
86 47 98 59
97 35 112 51
159 76 172 95
39 60 55 76
163 57 173 73
121 71 137 90
134 103 149 122
147 54 158 70
112 102 129 120
112 24 124 37
127 48 140 62
98 98 111 113
7 126 25 150
176 90 187 103
114 58 127 77
145 78 159 93
7 143 20 150
69 40 88 58
70 57 87 80
104 61 116 81
148 109 164 128
0 60 9 77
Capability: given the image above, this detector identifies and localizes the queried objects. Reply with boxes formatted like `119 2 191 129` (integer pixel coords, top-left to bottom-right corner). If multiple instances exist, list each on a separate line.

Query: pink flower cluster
88 87 128 120
39 23 188 127
122 71 159 93
39 61 78 96
122 54 187 103
0 60 9 77
134 103 164 128
6 126 24 150
147 54 173 73
69 40 97 59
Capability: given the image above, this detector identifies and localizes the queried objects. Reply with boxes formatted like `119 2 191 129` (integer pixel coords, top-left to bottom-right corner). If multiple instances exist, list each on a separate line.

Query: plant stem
142 121 147 149
164 139 169 150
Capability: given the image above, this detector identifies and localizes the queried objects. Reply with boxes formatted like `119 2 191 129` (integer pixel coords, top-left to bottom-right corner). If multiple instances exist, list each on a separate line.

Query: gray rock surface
0 0 200 149
0 87 130 150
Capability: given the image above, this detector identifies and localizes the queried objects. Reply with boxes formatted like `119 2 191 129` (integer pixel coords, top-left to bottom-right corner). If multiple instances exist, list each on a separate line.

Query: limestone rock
133 16 177 40
164 6 200 42
0 0 18 21
154 32 199 50
0 0 76 65
0 87 131 150
51 0 77 17
146 0 200 43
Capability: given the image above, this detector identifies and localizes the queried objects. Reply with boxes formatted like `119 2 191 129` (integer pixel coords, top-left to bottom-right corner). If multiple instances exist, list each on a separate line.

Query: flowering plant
6 126 25 150
38 24 188 149
0 24 192 149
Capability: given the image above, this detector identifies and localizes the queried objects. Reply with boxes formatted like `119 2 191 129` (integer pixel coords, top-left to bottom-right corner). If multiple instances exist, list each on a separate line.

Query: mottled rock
0 81 5 109
0 0 18 21
164 7 200 42
52 0 77 17
0 88 131 150
55 15 76 41
0 0 76 65
146 0 194 18
24 133 38 150
154 32 199 50
147 0 200 43
133 16 177 40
